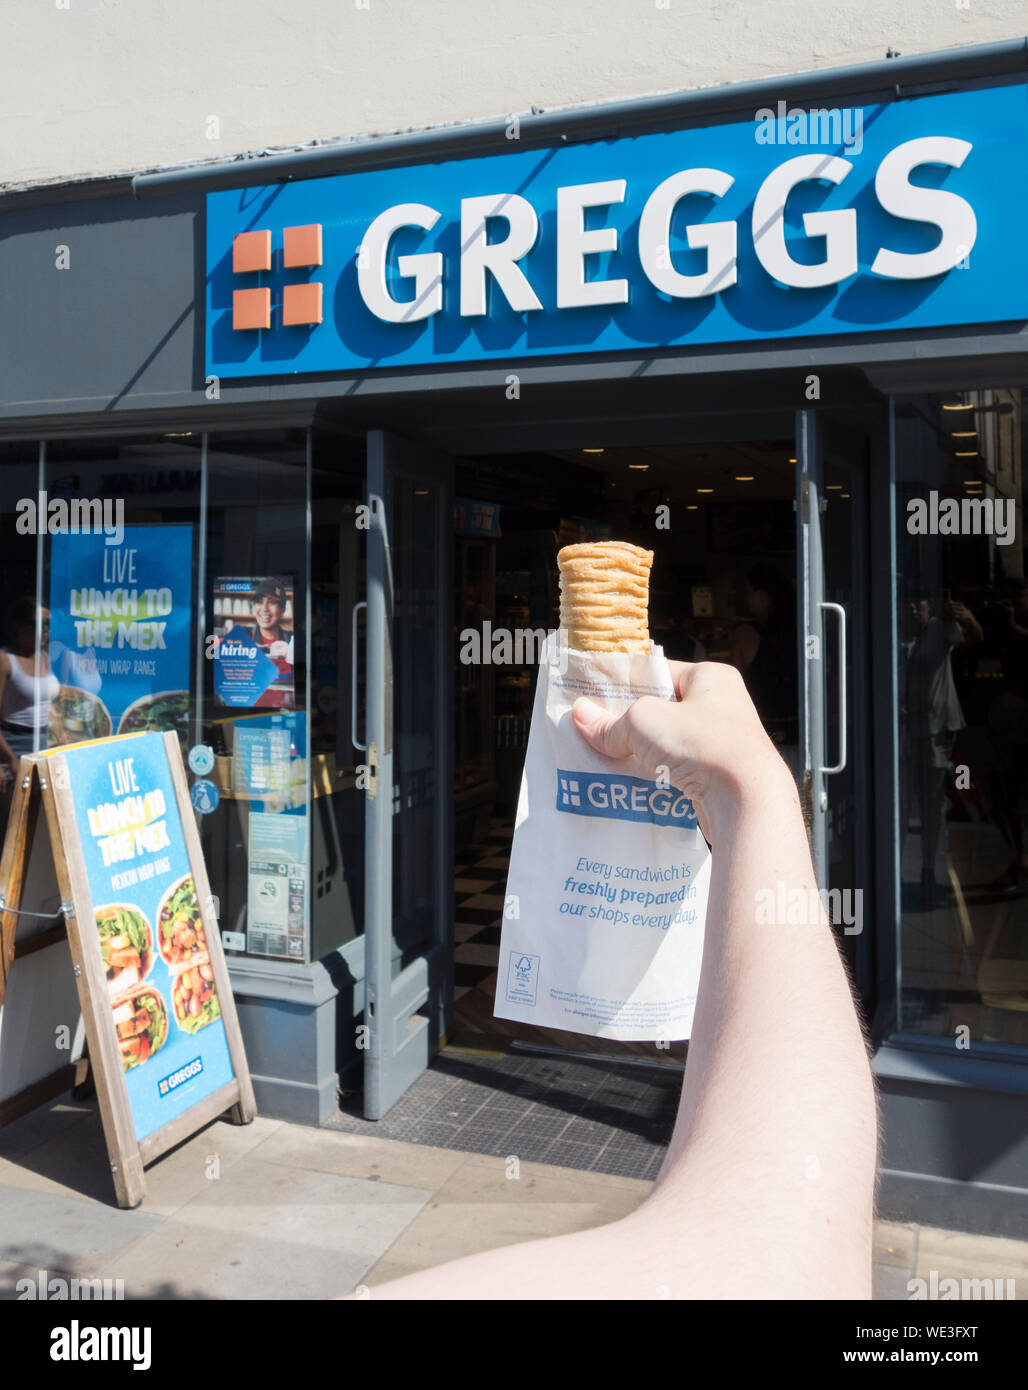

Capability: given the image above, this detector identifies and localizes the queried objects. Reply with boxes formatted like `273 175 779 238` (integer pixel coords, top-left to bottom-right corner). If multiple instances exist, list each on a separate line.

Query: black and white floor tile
453 820 511 1000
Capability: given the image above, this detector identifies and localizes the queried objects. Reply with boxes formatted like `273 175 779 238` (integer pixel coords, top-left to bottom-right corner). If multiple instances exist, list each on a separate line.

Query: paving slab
0 1258 71 1300
0 1183 163 1275
0 1104 284 1219
873 1262 916 1301
362 1150 650 1287
250 1124 469 1189
96 1154 433 1299
873 1220 917 1269
0 1097 97 1160
913 1224 1028 1297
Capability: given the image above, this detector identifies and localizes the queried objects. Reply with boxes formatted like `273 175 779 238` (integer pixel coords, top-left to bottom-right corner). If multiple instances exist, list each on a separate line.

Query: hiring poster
48 525 193 748
212 577 295 709
60 732 237 1141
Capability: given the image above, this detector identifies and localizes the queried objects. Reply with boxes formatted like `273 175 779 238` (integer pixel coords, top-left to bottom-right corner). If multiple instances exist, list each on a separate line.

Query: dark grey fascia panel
130 37 1028 199
3 330 1028 442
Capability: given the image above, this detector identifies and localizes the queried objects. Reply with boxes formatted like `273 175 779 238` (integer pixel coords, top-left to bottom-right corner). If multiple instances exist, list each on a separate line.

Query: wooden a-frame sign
0 731 256 1208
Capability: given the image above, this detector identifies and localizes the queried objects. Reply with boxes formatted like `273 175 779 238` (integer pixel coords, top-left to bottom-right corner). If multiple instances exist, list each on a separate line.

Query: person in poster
213 578 295 709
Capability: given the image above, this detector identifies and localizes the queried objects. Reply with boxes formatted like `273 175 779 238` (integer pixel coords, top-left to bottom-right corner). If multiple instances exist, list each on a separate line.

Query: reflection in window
896 388 1028 1047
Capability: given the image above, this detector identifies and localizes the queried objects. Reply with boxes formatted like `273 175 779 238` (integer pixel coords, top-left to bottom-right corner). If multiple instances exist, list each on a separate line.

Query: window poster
230 711 306 813
246 810 307 960
62 732 236 1141
212 577 295 709
48 525 193 749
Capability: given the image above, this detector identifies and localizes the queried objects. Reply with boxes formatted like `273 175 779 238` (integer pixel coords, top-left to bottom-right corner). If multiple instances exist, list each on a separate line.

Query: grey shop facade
2 38 1028 1236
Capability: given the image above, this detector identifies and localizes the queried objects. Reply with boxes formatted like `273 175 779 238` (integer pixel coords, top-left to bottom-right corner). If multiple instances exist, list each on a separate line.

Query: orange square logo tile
233 287 271 331
282 282 323 326
232 229 272 274
283 224 323 268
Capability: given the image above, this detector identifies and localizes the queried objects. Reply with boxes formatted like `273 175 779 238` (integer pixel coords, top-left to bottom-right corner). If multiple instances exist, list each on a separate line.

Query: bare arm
356 663 876 1300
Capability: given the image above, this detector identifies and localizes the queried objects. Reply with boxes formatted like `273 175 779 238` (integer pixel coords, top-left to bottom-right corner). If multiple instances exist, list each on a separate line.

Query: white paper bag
495 632 710 1041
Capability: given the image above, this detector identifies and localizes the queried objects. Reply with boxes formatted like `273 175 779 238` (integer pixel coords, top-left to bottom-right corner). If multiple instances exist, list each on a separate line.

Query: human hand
268 641 290 661
571 660 794 842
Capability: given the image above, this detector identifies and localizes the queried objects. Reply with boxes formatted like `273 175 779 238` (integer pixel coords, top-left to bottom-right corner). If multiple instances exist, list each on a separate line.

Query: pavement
0 1093 1025 1299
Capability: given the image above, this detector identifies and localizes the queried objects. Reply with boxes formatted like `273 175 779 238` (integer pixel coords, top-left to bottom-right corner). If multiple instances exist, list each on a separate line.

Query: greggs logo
232 224 324 330
556 770 698 829
230 138 980 336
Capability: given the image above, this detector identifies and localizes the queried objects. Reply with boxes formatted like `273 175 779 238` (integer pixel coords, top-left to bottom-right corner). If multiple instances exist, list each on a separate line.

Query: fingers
571 698 637 761
666 660 702 701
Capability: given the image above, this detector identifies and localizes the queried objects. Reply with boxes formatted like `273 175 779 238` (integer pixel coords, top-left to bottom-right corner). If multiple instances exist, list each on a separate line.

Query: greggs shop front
2 38 1028 1235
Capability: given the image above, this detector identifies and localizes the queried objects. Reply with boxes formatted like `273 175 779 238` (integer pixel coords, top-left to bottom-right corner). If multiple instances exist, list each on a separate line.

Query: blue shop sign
206 82 1028 379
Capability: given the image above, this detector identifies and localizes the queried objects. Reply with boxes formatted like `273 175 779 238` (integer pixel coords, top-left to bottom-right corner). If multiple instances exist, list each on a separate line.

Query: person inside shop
650 599 707 663
731 561 799 778
348 659 877 1300
899 587 982 908
0 597 59 819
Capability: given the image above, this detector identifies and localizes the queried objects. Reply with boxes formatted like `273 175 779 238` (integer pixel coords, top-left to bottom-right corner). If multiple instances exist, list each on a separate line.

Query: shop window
0 428 371 971
894 389 1028 1048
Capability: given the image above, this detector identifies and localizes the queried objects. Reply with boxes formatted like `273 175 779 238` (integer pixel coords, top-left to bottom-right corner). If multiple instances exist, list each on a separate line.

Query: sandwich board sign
0 730 256 1208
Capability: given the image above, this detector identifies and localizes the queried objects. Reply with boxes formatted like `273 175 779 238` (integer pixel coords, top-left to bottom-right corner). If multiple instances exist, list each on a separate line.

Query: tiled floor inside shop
452 819 512 1003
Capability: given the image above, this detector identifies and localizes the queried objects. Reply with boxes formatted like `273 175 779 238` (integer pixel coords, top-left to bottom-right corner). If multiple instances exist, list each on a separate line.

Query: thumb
571 697 634 761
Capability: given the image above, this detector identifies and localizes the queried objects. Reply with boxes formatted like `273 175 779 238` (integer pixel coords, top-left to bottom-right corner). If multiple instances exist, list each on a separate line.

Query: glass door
362 430 453 1119
797 412 872 986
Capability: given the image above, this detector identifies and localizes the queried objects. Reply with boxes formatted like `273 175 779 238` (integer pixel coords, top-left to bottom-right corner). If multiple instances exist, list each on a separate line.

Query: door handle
819 601 846 776
351 600 368 752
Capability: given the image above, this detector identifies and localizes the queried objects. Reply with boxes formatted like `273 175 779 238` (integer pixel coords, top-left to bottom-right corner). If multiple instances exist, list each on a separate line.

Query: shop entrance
445 417 872 1057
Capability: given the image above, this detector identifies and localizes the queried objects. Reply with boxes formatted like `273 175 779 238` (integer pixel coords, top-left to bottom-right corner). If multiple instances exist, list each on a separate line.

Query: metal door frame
362 429 453 1119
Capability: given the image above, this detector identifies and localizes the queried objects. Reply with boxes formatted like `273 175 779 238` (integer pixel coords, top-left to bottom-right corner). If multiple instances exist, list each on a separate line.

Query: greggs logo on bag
556 770 698 829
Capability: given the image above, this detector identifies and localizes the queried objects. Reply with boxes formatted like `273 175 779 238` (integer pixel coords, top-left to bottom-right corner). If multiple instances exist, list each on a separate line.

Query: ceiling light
687 504 698 510
963 480 982 486
735 476 754 482
840 493 850 499
696 488 714 493
582 448 605 454
825 484 843 490
942 402 975 411
951 431 977 437
788 457 796 464
954 451 979 457
628 464 649 470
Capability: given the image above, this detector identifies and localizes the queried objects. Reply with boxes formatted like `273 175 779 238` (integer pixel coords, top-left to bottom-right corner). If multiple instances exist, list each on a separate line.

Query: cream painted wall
2 0 1025 190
